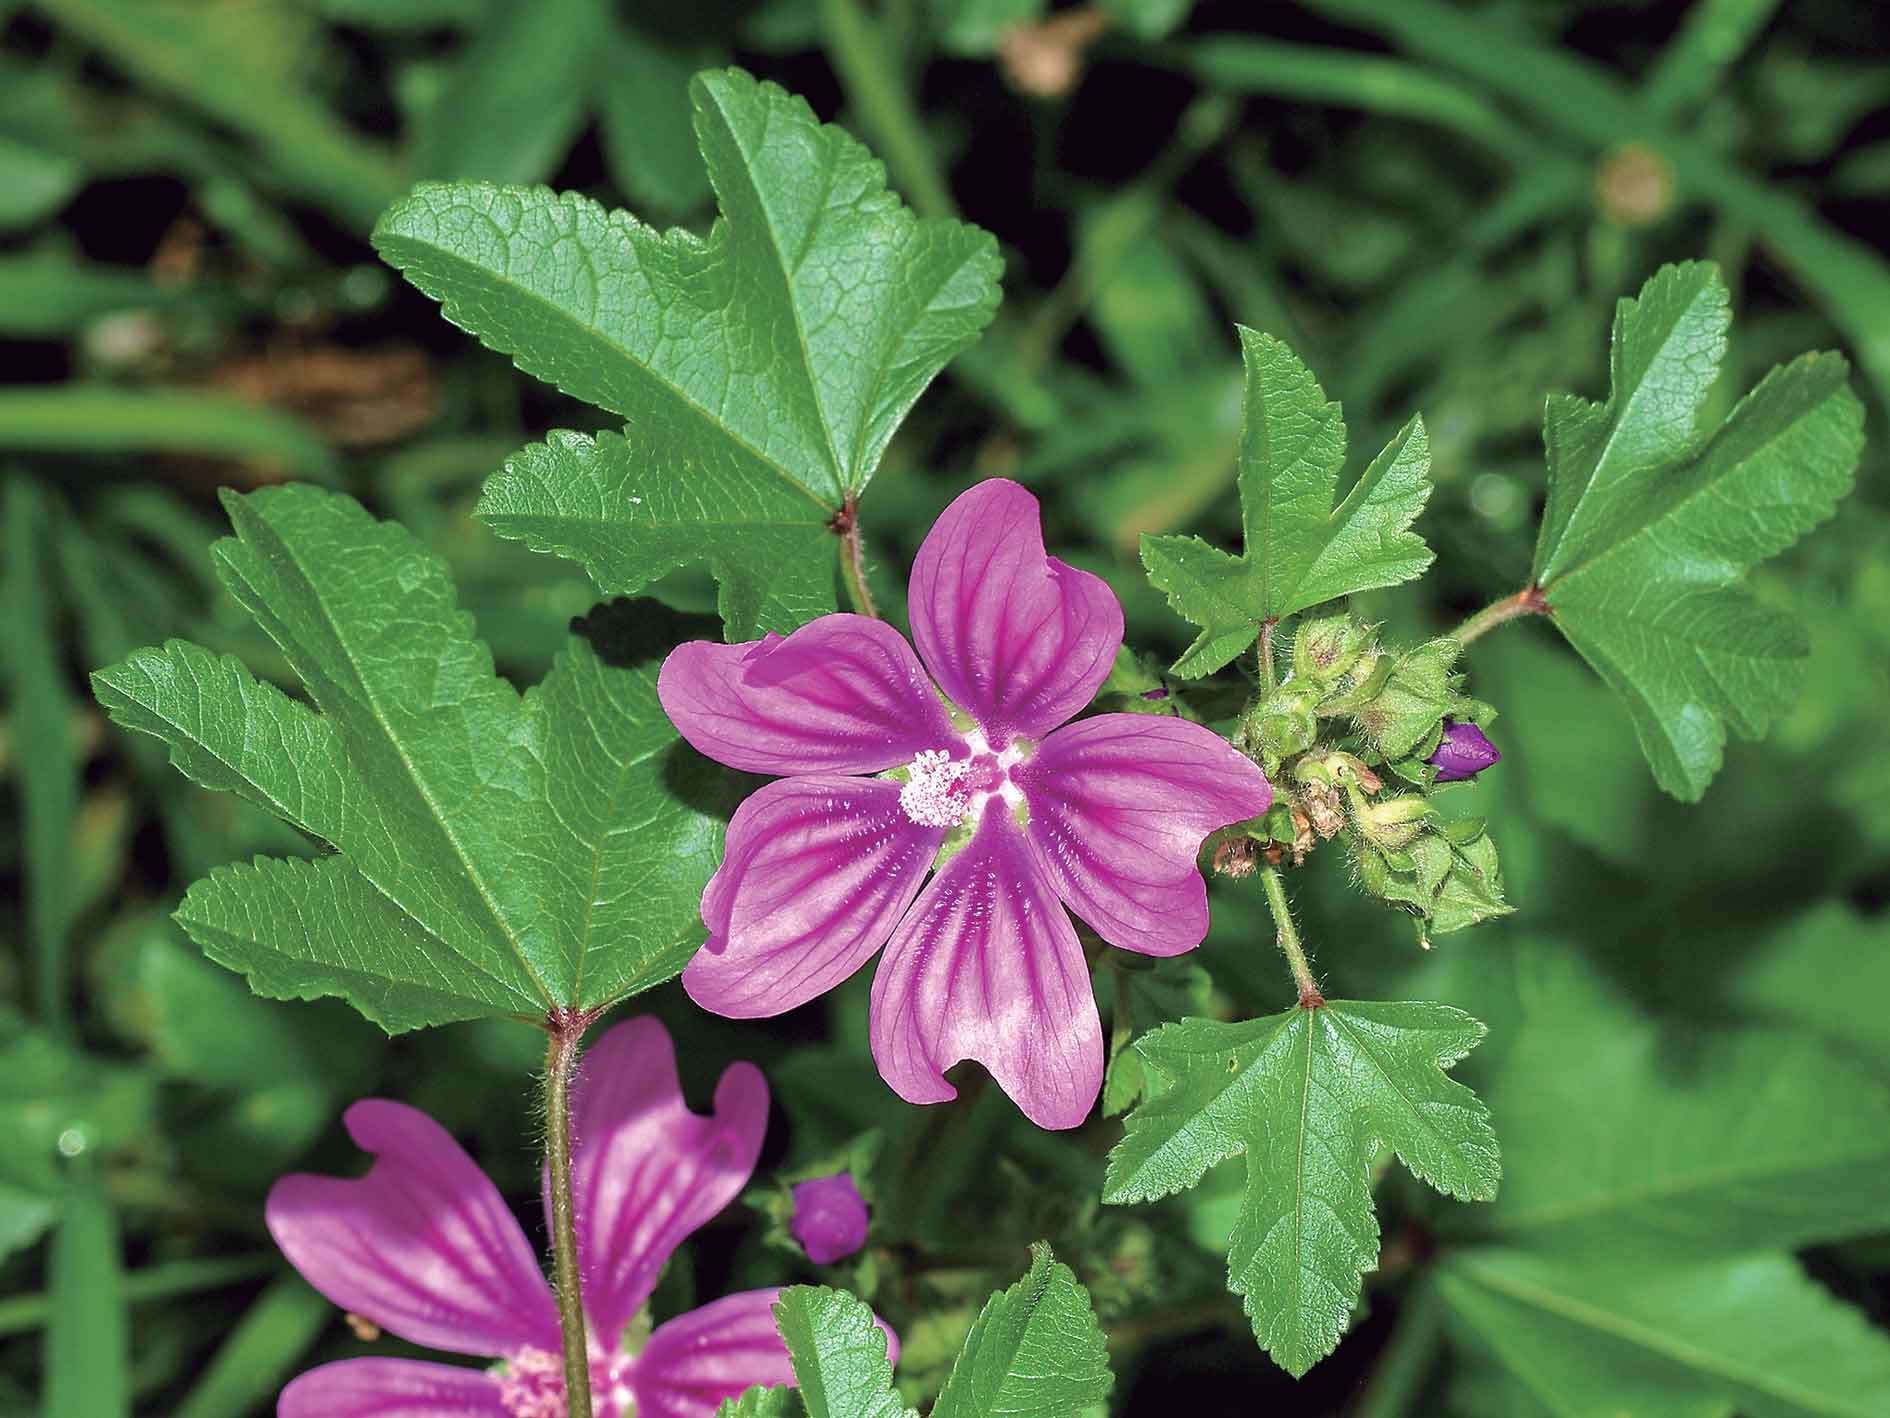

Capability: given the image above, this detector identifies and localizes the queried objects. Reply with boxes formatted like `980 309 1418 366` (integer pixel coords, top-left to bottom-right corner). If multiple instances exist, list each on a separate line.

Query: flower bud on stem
1259 863 1323 1009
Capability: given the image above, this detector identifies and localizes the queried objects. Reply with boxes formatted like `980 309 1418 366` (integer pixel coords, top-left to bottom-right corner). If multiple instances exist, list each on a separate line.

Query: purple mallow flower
1429 720 1501 782
790 1173 870 1265
657 479 1273 1130
266 1018 892 1418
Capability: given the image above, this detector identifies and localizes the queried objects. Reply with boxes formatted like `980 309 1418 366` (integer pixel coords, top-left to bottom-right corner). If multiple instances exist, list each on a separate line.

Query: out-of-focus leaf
715 1387 797 1418
1098 0 1193 41
0 388 339 481
0 255 182 336
3 478 81 1033
413 0 604 183
596 26 714 215
37 0 401 229
1105 1002 1498 1375
1141 329 1434 676
1721 904 1890 1075
0 134 80 230
934 0 1042 55
773 1285 915 1418
170 1276 330 1418
1438 1249 1890 1418
43 1167 128 1418
931 1243 1112 1418
92 487 732 1030
316 0 487 29
1531 263 1864 800
376 69 1001 637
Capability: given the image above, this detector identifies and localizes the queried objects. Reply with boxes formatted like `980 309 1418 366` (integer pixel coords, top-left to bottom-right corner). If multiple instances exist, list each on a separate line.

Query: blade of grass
0 388 338 481
819 0 956 219
43 1165 129 1418
1641 0 1784 119
0 1256 272 1338
171 1276 331 1418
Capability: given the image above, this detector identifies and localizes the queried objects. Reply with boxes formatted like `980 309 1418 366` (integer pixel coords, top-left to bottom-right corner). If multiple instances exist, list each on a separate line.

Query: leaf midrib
1452 1255 1876 1417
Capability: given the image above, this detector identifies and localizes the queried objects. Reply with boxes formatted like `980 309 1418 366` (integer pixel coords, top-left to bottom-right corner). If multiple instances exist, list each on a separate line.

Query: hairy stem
1260 863 1323 1008
1258 616 1280 694
832 496 880 619
544 1015 593 1418
1448 584 1548 646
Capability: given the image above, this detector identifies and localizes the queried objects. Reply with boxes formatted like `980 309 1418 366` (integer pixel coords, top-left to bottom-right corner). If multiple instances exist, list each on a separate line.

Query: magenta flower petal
870 801 1104 1130
1018 714 1273 956
658 615 959 775
279 1358 509 1417
633 1290 900 1418
907 479 1123 747
267 1101 559 1358
685 777 946 1018
557 1017 769 1348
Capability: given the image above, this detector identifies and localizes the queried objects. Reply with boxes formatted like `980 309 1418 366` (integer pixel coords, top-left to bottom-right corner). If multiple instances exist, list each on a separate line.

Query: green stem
819 0 956 219
1259 863 1323 1007
544 1019 593 1418
1447 584 1548 646
834 496 880 619
1258 616 1279 694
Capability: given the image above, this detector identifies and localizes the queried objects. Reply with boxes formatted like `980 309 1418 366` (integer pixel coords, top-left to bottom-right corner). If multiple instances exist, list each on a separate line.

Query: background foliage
2 1 1887 1414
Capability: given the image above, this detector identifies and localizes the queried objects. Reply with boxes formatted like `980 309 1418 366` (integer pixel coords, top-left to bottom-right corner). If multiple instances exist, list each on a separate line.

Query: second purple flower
658 479 1273 1129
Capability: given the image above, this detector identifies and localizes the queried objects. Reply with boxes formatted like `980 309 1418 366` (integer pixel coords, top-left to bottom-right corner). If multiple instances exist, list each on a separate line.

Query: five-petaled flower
658 478 1273 1130
267 1017 883 1417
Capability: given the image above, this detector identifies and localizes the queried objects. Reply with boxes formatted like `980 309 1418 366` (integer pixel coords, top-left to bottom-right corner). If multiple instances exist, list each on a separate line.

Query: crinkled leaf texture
1531 261 1864 800
715 1386 797 1418
373 67 1002 639
932 1243 1113 1418
1141 327 1434 676
90 485 730 1031
1439 1249 1890 1418
772 1286 915 1418
1104 1001 1498 1376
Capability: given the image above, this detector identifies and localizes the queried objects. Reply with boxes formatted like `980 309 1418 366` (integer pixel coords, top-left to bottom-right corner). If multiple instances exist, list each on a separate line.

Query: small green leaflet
1531 261 1864 800
1104 1001 1498 1376
761 1246 1110 1418
91 485 731 1032
1141 327 1434 677
715 1388 796 1418
932 1243 1113 1418
1438 1250 1890 1418
772 1286 915 1418
373 67 1002 640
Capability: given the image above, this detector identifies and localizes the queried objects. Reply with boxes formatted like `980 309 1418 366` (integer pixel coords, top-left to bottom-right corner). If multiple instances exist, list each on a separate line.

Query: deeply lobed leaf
1105 1000 1498 1376
374 67 1002 638
1141 328 1434 676
1531 262 1864 799
92 486 729 1030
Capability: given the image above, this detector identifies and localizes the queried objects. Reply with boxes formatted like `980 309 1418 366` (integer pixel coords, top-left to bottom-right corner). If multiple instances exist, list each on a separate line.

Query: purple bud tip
1139 687 1169 701
790 1173 870 1265
1429 721 1500 782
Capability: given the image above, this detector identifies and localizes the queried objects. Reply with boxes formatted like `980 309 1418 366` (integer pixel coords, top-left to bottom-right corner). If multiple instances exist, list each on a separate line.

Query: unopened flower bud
1354 793 1434 851
790 1173 870 1265
1292 614 1374 687
1253 688 1319 762
1429 721 1500 782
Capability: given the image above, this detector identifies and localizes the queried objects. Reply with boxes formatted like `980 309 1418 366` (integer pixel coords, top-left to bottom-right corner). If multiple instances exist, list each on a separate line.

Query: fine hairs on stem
543 1009 597 1418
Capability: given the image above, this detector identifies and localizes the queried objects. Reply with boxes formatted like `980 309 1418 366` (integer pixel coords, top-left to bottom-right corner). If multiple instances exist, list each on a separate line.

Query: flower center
496 1348 636 1418
897 737 1029 829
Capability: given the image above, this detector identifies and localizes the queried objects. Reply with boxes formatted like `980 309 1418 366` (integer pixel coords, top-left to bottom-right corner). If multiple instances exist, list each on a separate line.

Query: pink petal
907 479 1123 747
684 777 945 1018
631 1290 795 1418
631 1290 901 1418
267 1101 558 1358
657 615 959 775
279 1358 509 1417
1017 714 1273 956
870 800 1104 1130
554 1017 768 1348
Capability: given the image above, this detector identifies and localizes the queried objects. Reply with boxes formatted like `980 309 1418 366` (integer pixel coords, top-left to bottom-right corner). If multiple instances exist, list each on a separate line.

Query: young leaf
91 486 730 1031
1104 1001 1499 1376
1140 328 1434 676
1531 262 1865 800
932 1243 1113 1418
373 67 1002 638
715 1388 797 1418
1438 1249 1890 1418
772 1286 915 1418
